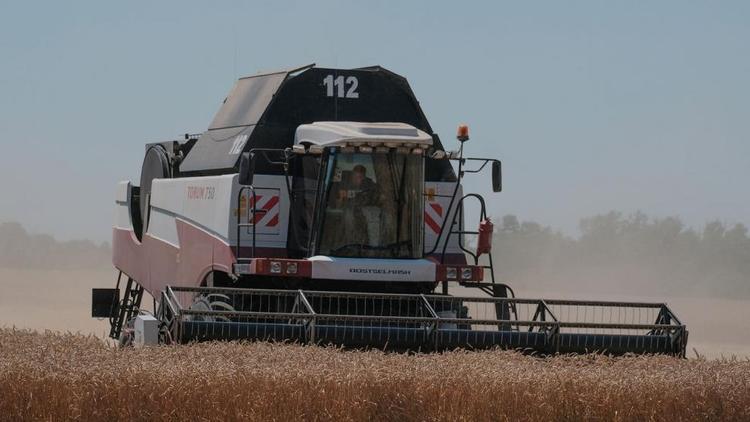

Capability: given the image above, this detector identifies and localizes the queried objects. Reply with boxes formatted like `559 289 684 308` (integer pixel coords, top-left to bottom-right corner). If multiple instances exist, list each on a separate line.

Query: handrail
442 193 489 265
235 186 260 262
437 192 497 294
424 144 465 258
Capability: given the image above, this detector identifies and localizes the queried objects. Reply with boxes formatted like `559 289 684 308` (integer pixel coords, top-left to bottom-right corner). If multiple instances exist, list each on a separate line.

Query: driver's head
352 165 366 186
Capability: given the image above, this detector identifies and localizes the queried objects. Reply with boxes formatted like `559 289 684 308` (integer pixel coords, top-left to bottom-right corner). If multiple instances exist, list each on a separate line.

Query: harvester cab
93 64 687 355
230 120 498 293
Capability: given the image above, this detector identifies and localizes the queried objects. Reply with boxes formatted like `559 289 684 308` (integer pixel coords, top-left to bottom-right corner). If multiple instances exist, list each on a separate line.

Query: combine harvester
92 65 687 355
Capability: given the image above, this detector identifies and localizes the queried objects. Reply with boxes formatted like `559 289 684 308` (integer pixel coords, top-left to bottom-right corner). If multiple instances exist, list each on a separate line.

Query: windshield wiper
394 156 408 249
387 154 401 202
330 243 365 255
330 241 411 256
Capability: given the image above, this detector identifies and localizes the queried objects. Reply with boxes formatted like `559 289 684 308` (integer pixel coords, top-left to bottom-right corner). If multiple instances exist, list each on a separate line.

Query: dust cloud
1 217 748 358
0 222 117 337
0 268 115 337
476 212 750 357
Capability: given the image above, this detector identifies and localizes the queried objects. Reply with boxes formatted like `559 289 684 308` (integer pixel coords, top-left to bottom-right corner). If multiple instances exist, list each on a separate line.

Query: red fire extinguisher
476 218 493 256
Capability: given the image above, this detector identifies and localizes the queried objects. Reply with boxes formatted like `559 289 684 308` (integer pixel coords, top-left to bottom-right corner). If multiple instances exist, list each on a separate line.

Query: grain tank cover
179 68 291 175
208 70 288 130
179 65 444 175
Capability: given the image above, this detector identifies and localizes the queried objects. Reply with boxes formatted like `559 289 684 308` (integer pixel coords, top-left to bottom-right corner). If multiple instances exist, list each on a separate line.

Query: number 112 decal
323 74 359 99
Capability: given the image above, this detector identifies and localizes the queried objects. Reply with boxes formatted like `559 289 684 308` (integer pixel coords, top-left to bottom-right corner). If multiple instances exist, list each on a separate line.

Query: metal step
109 273 144 340
159 286 688 356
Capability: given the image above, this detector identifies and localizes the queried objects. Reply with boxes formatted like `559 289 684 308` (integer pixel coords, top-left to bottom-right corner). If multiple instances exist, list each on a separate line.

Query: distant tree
703 220 726 242
501 215 520 233
520 221 544 234
725 223 749 243
580 211 622 239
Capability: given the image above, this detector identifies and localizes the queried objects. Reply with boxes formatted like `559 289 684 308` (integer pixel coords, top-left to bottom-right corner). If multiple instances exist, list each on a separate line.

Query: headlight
446 267 457 280
461 267 473 280
286 262 298 274
270 261 282 274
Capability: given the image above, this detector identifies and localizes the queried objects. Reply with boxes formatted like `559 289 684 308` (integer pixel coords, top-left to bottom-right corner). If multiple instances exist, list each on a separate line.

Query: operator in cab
337 165 378 206
332 165 380 247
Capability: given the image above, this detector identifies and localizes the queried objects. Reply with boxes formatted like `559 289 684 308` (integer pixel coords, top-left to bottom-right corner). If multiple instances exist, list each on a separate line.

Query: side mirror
238 152 255 186
492 160 502 192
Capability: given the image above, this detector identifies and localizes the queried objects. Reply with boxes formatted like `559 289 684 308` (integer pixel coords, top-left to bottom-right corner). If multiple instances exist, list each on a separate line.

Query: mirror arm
460 158 495 174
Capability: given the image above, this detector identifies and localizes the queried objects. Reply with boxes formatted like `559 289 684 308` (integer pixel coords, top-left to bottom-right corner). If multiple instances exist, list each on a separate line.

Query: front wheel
187 293 236 322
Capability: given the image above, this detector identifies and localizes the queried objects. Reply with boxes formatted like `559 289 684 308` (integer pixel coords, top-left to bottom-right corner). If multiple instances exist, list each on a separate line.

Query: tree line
490 212 750 299
2 213 748 298
0 222 110 270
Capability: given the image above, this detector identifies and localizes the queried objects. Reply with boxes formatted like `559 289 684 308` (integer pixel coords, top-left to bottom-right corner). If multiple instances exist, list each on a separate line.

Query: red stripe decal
425 212 440 234
263 195 280 211
254 195 279 225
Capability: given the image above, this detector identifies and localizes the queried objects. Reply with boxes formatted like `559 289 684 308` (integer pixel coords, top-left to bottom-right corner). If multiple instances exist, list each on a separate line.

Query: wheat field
0 328 749 421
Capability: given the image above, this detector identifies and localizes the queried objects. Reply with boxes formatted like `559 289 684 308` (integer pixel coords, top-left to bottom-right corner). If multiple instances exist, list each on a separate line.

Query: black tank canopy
178 65 456 182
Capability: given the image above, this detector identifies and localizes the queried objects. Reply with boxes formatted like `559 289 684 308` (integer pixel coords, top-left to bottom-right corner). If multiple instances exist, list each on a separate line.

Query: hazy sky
1 1 748 242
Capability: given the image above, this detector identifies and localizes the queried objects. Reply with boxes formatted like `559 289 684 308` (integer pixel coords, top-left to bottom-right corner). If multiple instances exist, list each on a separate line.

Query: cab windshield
316 149 424 259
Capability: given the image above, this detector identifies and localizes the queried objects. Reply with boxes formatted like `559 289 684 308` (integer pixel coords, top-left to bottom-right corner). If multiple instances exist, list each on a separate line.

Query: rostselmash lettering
349 268 411 276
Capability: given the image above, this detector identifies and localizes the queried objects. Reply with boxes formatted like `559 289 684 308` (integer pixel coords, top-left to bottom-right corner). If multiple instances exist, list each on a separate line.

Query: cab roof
294 121 433 148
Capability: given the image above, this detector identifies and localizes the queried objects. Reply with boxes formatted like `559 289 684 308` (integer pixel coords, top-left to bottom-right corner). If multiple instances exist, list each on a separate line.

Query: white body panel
138 174 290 251
231 175 290 249
116 177 464 254
309 256 436 282
114 181 134 231
150 175 236 243
424 181 464 256
134 314 159 347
